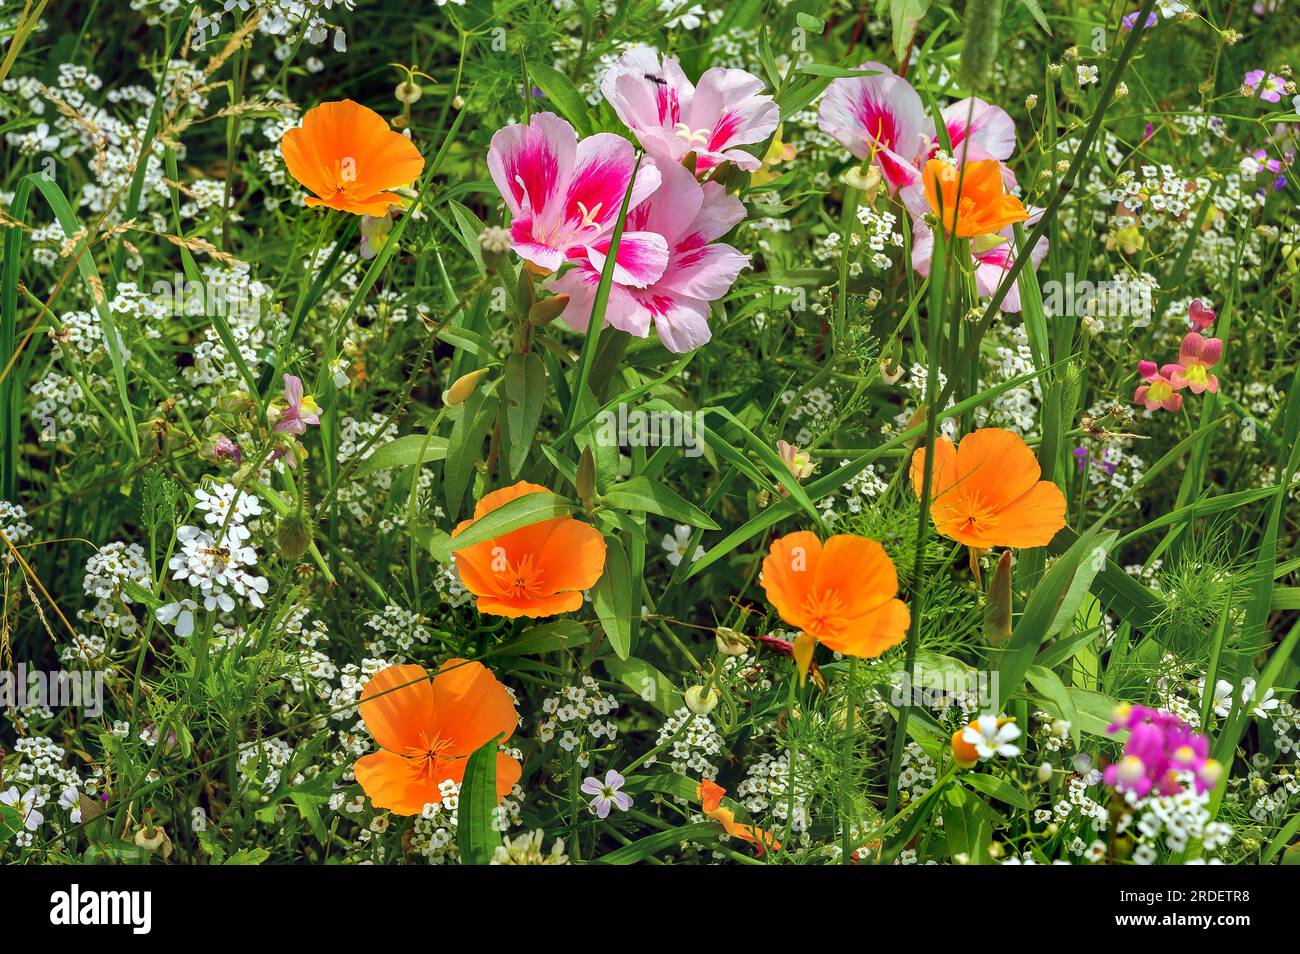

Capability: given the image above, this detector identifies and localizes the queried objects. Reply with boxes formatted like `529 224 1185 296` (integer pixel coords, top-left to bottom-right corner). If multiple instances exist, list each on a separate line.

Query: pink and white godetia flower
552 161 749 353
487 111 667 283
817 61 1017 213
600 46 779 176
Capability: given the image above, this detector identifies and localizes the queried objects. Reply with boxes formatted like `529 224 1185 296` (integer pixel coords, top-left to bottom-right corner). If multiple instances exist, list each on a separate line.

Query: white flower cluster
737 751 810 835
855 203 903 271
160 486 269 628
0 500 33 561
537 675 620 766
363 605 432 656
1116 788 1233 862
647 708 723 779
79 541 152 634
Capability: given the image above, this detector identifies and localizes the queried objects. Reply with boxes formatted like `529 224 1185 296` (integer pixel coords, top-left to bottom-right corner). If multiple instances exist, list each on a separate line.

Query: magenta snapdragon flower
1103 704 1222 800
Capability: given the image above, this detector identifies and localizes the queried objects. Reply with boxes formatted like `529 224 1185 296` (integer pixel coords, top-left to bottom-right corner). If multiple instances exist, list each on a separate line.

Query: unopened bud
1038 761 1054 784
685 684 719 715
443 367 489 407
277 510 313 560
714 626 754 657
528 293 570 326
983 549 1013 644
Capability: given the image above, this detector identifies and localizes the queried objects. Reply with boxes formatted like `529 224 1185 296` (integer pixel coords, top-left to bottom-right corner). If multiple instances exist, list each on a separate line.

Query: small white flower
1076 65 1099 87
0 786 44 831
661 524 704 567
961 715 1022 759
156 599 198 637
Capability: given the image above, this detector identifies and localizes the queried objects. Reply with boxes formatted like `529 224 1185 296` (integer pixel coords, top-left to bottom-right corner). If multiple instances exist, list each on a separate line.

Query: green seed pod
958 0 1003 92
277 509 314 561
983 549 1013 644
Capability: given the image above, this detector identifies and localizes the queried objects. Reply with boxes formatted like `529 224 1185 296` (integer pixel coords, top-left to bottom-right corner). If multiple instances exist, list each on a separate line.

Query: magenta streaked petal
816 62 931 185
640 292 713 354
487 112 576 219
585 231 670 288
660 242 749 301
941 97 1016 163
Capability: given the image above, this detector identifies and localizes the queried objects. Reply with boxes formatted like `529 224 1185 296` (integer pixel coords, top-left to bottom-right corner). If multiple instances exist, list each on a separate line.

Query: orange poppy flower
760 531 910 676
697 780 780 856
910 427 1067 549
354 660 521 815
923 158 1028 238
280 100 424 216
451 481 607 618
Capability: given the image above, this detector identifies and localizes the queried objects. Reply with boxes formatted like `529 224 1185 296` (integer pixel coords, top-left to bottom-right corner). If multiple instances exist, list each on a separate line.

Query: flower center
800 589 846 637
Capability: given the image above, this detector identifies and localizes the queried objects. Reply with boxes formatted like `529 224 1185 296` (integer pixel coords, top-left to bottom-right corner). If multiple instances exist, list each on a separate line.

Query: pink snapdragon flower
551 160 749 353
910 217 1048 313
488 112 666 282
817 62 1017 209
274 374 320 435
1133 361 1184 412
1187 298 1215 332
1103 703 1221 800
601 47 778 175
1170 332 1223 394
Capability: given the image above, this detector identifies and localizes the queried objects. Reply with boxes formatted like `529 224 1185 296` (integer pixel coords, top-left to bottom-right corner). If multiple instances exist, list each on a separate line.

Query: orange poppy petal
304 192 405 216
354 750 440 816
494 752 523 800
430 658 519 754
359 664 435 754
954 428 1042 511
812 535 899 617
761 530 823 630
280 126 333 199
910 435 958 500
474 589 584 619
472 480 552 521
819 597 910 659
985 480 1067 548
535 518 607 593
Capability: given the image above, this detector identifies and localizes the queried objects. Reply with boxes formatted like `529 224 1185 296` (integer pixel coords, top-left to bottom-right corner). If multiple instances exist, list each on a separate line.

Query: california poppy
280 100 424 216
451 481 606 618
354 660 521 816
697 779 780 856
760 531 910 676
923 158 1028 238
910 427 1066 549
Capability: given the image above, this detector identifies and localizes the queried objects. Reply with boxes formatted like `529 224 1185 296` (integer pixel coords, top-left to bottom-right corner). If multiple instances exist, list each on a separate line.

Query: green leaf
443 387 499 520
456 734 503 865
962 772 1032 810
1026 665 1082 749
890 0 930 60
490 619 590 656
594 822 719 864
503 351 548 479
599 476 719 530
603 656 683 715
592 534 633 660
528 62 593 137
352 434 449 480
447 489 577 552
